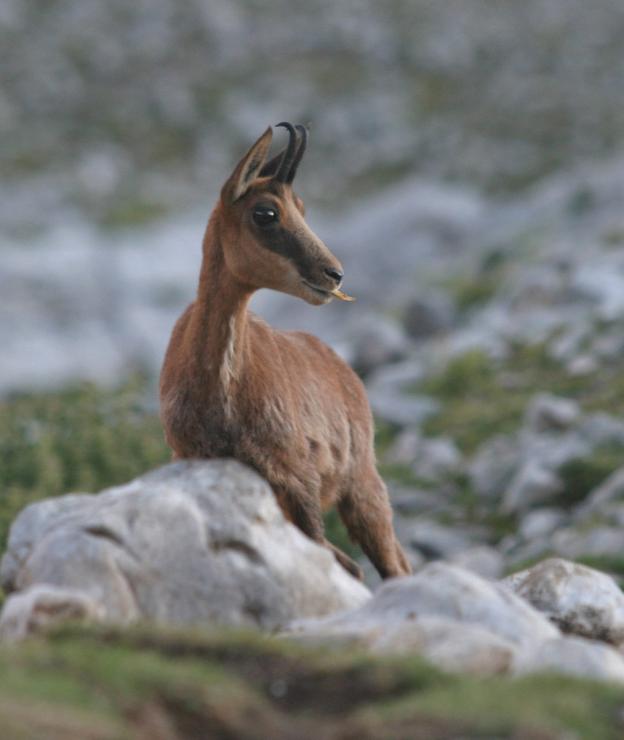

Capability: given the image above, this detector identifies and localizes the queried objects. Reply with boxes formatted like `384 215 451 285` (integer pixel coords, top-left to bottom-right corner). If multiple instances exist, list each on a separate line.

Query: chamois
160 123 411 580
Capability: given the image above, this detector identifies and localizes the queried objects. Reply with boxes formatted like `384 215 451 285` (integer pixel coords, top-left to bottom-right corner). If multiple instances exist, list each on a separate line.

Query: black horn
286 124 308 183
274 122 299 182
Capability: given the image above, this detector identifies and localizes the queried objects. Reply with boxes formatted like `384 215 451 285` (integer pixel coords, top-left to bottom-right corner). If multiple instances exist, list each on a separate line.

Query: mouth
301 280 356 302
302 280 332 299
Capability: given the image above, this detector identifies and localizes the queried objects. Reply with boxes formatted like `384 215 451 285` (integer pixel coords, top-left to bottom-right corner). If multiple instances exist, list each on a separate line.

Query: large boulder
0 460 370 637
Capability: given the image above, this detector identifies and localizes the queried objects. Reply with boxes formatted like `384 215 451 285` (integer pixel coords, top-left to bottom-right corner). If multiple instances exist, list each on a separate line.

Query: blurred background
3 0 624 579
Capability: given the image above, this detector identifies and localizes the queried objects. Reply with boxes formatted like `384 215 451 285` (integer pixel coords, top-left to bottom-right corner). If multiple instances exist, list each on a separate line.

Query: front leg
273 485 363 580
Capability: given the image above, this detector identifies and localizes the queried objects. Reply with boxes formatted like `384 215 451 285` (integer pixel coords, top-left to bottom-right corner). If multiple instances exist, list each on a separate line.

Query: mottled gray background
3 0 624 393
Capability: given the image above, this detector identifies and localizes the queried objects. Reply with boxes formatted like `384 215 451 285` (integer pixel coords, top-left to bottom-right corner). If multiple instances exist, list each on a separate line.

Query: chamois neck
190 213 253 391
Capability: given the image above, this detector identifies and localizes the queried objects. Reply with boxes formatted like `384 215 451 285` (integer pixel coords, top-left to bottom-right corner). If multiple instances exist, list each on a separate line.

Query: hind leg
324 539 364 581
338 469 411 579
273 485 363 579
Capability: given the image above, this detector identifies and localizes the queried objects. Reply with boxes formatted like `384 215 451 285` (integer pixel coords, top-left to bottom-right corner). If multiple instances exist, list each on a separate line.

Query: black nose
324 267 344 284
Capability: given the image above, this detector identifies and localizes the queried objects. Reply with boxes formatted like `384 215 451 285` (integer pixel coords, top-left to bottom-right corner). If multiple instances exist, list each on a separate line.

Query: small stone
451 546 505 580
385 429 422 465
578 413 624 447
576 466 624 519
518 508 567 541
469 435 520 500
403 293 454 340
348 314 409 376
412 437 463 482
386 432 462 482
368 392 439 427
0 585 104 641
390 486 450 517
365 360 434 428
551 525 624 561
502 461 563 514
525 393 580 433
406 520 474 560
567 354 598 376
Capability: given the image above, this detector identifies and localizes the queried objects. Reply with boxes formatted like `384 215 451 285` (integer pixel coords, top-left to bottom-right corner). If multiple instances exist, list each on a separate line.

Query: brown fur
159 126 411 580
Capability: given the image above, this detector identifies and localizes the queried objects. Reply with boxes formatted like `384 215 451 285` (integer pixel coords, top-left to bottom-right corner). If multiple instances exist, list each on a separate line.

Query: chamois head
217 123 346 306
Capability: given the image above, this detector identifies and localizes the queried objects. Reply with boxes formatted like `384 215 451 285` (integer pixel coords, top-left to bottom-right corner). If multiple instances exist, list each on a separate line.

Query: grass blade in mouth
331 288 355 302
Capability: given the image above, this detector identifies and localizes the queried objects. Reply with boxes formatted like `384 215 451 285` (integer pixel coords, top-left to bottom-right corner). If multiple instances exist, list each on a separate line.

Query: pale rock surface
405 520 475 560
469 435 520 500
293 615 516 676
576 465 624 519
524 393 580 433
551 526 624 560
402 293 455 341
0 585 105 641
365 360 439 427
504 558 624 644
502 461 563 514
450 546 505 579
0 460 370 637
347 313 409 375
513 636 624 684
518 507 567 541
385 430 462 481
288 562 558 649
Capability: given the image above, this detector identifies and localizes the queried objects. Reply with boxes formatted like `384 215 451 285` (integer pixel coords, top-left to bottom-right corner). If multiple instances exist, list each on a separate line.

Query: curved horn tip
285 124 309 183
274 122 298 182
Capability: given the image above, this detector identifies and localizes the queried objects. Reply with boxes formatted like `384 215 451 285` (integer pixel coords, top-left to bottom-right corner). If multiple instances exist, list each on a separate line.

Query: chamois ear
259 149 286 178
223 127 273 203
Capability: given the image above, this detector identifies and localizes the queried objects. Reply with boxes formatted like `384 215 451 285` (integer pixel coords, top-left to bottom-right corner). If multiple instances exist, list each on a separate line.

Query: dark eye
252 206 279 227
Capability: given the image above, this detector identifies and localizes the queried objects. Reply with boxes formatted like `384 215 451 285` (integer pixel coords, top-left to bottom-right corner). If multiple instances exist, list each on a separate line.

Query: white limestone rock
0 460 370 637
514 636 624 684
0 585 105 641
288 562 558 649
504 558 624 644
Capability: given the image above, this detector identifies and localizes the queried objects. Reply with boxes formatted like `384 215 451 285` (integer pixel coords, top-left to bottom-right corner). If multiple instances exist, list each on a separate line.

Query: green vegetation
419 341 624 454
0 376 170 551
419 348 531 454
558 445 624 507
0 623 621 739
445 249 508 313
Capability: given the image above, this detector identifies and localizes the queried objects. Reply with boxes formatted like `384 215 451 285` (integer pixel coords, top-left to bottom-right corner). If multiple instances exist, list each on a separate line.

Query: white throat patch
219 316 237 394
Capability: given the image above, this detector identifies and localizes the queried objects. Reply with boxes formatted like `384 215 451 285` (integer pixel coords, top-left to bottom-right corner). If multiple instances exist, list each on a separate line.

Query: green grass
419 341 624 455
0 375 170 551
419 348 531 453
0 624 622 739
